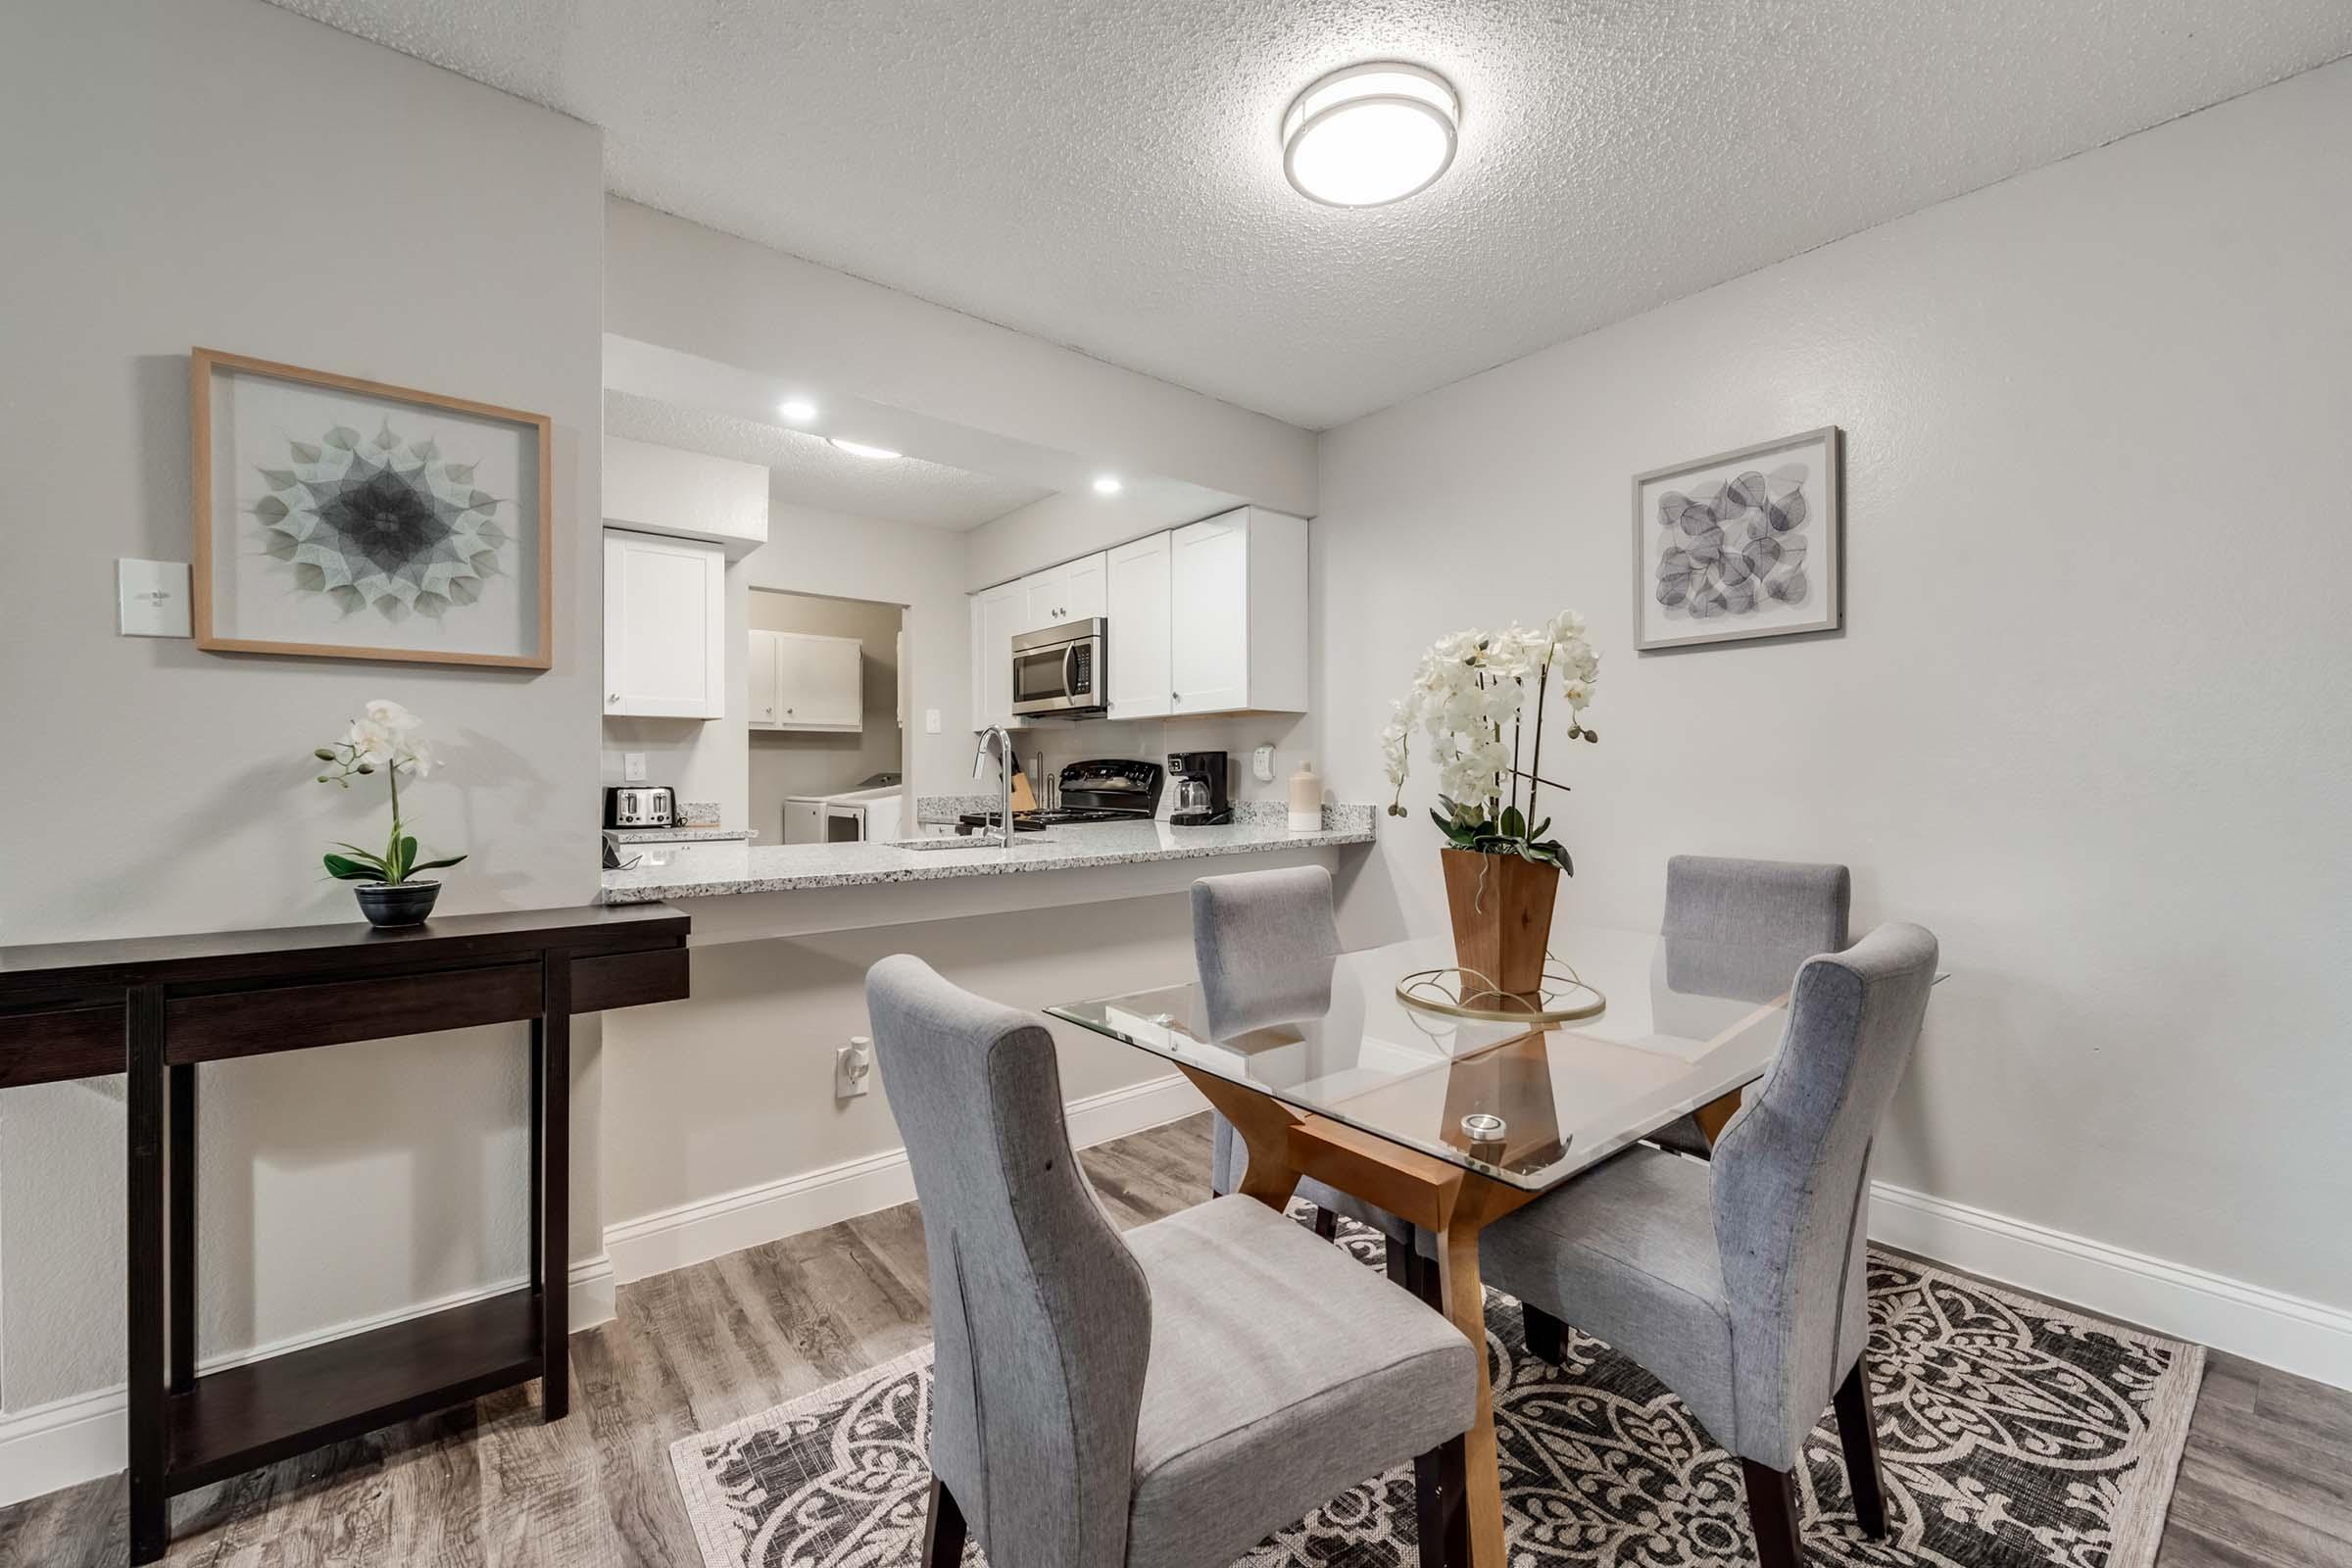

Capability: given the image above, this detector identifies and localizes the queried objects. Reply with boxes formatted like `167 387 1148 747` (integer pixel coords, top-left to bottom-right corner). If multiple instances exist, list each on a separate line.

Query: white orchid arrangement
312 699 467 887
1382 610 1599 871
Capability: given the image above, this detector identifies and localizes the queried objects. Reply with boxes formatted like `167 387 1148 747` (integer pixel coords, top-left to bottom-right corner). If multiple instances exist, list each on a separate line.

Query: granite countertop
599 806 1375 903
605 826 758 844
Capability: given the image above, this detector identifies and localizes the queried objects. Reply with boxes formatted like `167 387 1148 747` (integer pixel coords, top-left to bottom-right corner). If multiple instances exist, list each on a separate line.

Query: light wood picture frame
192 347 554 669
1633 424 1841 652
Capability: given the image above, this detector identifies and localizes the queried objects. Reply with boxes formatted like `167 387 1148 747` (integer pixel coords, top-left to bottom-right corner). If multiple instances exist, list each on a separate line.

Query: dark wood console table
0 903 691 1563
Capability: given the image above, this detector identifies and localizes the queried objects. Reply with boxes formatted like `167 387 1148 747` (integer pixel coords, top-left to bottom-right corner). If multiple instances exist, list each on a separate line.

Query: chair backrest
1665 855 1850 952
865 955 1152 1568
1710 921 1937 1469
1190 863 1343 1037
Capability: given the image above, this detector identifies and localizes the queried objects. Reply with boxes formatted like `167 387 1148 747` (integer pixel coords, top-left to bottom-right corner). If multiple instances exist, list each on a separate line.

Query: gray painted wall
0 0 607 1412
1314 59 2352 1314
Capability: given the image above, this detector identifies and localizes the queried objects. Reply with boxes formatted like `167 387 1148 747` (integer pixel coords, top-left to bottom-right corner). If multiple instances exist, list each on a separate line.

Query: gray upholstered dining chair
1472 922 1938 1568
866 955 1478 1568
1198 864 1421 1253
1646 855 1851 1158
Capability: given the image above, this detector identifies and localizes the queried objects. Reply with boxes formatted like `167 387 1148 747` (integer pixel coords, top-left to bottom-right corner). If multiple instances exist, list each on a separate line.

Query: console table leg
126 986 169 1564
537 956 570 1421
170 1062 197 1394
528 1029 543 1294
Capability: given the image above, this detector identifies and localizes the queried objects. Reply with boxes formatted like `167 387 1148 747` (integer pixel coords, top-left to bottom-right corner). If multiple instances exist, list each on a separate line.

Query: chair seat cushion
1473 1146 1739 1446
1121 1196 1475 1568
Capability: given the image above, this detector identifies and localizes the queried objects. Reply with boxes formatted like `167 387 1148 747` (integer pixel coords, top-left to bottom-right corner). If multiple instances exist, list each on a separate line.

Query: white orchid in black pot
312 699 467 927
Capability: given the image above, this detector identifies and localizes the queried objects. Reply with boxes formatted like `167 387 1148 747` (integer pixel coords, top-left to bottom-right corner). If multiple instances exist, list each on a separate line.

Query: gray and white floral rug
670 1226 2201 1568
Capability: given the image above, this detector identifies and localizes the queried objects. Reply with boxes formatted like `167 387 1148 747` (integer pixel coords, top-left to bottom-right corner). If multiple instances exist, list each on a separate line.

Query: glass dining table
1049 921 1833 1568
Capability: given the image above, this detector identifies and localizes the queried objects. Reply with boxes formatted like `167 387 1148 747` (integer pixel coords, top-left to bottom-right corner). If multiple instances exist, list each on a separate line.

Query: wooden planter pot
1441 848 1560 1001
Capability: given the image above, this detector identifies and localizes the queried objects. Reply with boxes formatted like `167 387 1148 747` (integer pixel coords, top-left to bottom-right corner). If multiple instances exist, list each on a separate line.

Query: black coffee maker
1166 751 1233 826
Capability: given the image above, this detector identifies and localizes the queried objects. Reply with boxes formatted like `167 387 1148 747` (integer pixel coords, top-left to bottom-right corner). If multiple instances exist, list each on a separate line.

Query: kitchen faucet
972 725 1015 849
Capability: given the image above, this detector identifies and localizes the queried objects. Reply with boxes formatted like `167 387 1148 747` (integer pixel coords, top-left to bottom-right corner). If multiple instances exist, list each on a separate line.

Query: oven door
1010 619 1106 716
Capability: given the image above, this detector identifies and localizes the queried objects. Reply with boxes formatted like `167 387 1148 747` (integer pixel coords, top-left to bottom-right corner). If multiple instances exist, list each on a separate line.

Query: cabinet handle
608 692 618 704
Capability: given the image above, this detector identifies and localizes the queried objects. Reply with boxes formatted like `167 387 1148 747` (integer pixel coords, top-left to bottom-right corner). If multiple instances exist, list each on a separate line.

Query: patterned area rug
670 1224 2202 1568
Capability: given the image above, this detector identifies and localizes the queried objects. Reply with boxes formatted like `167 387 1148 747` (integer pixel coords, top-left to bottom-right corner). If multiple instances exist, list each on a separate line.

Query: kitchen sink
890 835 1037 853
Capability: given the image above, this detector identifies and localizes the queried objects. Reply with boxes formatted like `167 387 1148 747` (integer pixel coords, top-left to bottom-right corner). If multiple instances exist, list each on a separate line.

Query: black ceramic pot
354 880 441 928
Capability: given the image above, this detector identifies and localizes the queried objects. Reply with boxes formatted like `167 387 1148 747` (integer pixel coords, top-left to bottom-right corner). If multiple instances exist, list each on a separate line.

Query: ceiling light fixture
1282 61 1459 209
1092 475 1123 495
829 438 901 460
777 398 817 422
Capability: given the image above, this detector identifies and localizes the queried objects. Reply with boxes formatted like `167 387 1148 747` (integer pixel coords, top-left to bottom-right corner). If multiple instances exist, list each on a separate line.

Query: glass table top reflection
1048 924 1822 1192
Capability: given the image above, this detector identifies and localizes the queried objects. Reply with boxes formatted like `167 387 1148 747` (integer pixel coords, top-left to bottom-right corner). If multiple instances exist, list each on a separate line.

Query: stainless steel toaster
604 785 676 829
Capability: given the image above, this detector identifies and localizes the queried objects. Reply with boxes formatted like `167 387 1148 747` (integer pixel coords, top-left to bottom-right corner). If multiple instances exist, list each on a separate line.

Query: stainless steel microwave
1011 617 1107 717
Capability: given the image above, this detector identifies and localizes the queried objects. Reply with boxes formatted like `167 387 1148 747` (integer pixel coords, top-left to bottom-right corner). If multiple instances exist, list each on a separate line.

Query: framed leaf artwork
192 347 553 669
1634 425 1841 652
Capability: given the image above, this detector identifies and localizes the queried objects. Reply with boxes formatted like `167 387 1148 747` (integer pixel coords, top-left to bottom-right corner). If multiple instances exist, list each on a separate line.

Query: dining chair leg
1385 1236 1415 1287
1833 1357 1888 1539
1521 1303 1565 1366
1312 1204 1340 1241
1739 1459 1804 1568
1413 1431 1468 1568
920 1475 965 1567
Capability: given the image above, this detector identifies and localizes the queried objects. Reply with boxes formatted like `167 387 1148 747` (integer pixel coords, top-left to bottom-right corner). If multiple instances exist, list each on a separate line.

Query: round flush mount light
1092 474 1123 495
829 437 901 460
1283 61 1459 208
777 398 817 423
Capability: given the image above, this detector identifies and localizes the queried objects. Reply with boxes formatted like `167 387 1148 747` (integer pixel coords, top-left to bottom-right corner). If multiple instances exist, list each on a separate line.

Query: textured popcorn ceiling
604 390 1050 530
274 1 2352 427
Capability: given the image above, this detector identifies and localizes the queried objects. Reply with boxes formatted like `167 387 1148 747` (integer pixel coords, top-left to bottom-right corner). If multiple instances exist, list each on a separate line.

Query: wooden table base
1179 1068 1535 1568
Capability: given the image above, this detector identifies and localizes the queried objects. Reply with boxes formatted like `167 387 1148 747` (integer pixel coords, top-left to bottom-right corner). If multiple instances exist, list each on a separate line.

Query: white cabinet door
971 580 1024 729
748 628 782 728
1018 565 1063 632
1169 514 1250 713
775 633 862 730
1105 532 1171 718
1061 551 1107 622
604 529 725 719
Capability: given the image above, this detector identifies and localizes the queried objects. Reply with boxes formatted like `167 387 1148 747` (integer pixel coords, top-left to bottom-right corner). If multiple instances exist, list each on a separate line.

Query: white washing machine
783 775 906 845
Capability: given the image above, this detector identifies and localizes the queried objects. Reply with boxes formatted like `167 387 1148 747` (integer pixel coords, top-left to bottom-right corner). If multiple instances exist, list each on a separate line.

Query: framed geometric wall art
192 347 553 669
1633 424 1840 652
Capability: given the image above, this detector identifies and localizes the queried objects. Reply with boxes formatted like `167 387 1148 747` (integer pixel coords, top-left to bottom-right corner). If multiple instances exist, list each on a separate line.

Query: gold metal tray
1394 963 1606 1024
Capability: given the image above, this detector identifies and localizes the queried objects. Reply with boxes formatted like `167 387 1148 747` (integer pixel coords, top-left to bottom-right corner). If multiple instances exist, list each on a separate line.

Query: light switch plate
924 709 942 734
119 560 192 637
622 752 649 783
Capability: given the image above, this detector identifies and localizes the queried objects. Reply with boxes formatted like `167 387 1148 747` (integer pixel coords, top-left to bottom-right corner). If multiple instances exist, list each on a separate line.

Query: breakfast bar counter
597 807 1377 944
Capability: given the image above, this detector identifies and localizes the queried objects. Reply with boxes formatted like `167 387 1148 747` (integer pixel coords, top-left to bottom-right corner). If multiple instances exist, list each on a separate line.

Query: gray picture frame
1633 424 1841 652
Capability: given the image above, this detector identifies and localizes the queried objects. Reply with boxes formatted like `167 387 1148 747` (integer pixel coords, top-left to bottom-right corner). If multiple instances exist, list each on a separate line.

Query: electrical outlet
835 1037 874 1100
924 709 942 734
623 752 648 783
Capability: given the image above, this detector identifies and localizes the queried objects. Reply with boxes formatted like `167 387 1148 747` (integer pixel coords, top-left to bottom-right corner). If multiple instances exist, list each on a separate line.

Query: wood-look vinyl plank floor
3 1113 2345 1567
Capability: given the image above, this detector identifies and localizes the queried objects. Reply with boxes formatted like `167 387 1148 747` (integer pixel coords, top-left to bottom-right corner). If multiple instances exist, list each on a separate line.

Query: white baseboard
1868 1180 2352 1392
605 1072 1210 1283
0 1254 615 1509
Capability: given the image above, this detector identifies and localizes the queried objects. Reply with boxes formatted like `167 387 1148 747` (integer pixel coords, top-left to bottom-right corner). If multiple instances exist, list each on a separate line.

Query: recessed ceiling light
829 438 901 460
1092 474 1123 495
777 398 817 422
1282 62 1459 209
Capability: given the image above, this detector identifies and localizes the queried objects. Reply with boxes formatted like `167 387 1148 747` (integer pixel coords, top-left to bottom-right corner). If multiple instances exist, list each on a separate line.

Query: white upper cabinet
604 436 767 558
604 529 726 719
1017 551 1107 632
969 579 1024 730
1170 509 1308 715
971 513 1307 725
1105 531 1172 719
750 631 861 732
